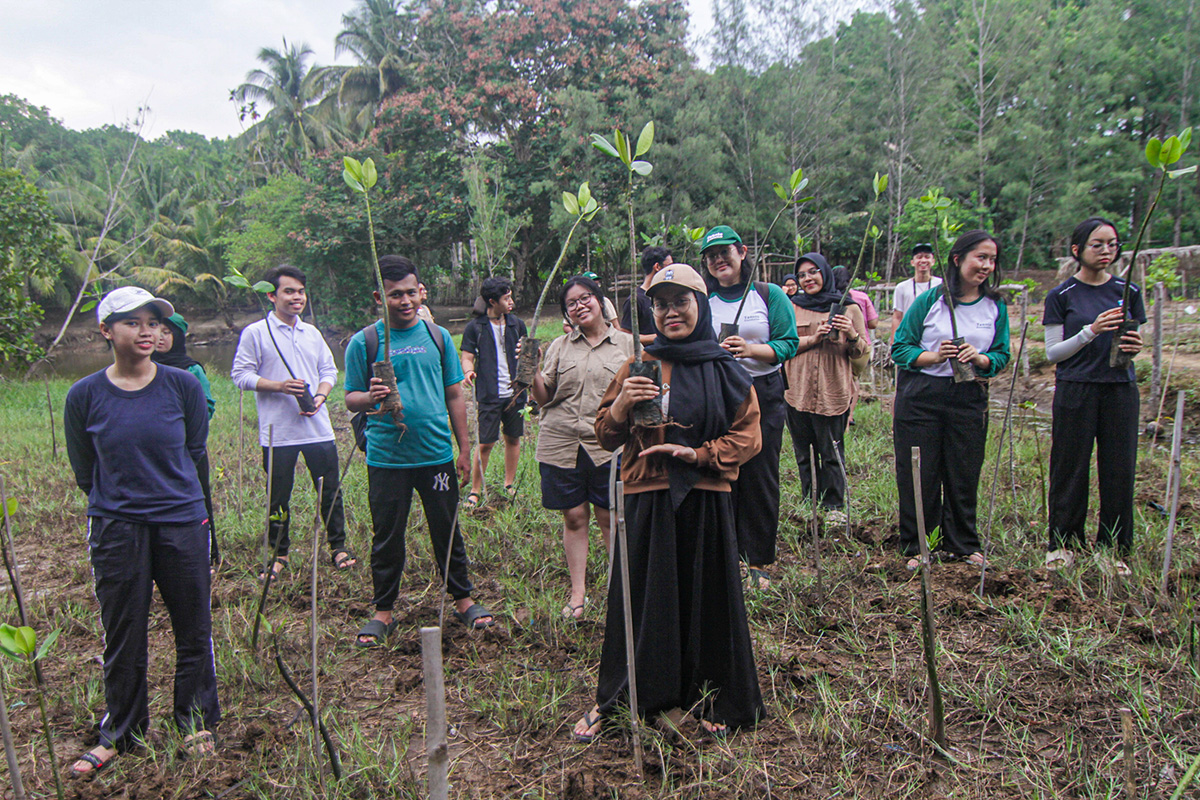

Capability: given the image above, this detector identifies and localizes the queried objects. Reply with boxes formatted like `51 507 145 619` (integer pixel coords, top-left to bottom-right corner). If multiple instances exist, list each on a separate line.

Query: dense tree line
1 0 1198 363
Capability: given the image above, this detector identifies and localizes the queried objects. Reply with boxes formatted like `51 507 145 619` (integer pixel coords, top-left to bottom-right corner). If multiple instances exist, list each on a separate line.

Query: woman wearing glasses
528 275 633 619
698 225 798 590
1042 217 1145 575
572 263 764 742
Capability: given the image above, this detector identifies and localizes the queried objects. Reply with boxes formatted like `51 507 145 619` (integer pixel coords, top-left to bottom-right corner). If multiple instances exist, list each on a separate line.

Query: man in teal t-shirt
345 256 496 646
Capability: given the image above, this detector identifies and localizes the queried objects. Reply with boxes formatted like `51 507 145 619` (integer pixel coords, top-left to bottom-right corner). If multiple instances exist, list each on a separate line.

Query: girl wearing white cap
64 287 219 774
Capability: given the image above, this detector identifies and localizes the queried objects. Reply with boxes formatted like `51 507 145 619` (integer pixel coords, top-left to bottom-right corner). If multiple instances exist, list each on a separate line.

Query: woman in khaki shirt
784 253 869 521
529 275 633 620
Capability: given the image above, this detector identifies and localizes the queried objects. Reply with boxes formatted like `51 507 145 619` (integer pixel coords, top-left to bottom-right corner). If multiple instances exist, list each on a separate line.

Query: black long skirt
596 488 765 729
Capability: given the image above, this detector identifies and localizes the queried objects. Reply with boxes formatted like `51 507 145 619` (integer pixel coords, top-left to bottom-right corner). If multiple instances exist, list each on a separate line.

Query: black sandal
332 548 357 570
257 556 288 582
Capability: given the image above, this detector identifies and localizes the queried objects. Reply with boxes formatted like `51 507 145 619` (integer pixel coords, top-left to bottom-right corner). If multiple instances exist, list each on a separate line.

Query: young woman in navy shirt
64 287 219 774
1042 217 1145 575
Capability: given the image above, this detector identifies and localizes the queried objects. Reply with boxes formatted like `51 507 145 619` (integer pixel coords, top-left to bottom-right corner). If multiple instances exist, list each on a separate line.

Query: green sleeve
764 283 800 363
188 364 216 419
890 289 939 371
977 299 1011 378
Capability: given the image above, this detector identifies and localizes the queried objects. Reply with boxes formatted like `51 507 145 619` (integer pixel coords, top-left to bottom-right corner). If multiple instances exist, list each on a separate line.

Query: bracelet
314 392 327 400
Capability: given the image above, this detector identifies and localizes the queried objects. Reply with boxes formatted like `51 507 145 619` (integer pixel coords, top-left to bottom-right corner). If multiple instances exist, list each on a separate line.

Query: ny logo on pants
433 472 450 492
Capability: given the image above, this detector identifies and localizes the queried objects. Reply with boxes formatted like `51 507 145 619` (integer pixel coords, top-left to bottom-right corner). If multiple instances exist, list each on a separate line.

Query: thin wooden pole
44 378 57 460
911 446 946 751
1152 283 1165 418
829 432 851 540
0 654 26 800
614 480 645 772
1121 707 1136 797
1019 287 1030 379
311 478 323 786
1160 391 1186 597
238 392 245 516
809 445 823 597
982 320 1027 597
421 627 450 800
250 426 276 652
0 476 43 686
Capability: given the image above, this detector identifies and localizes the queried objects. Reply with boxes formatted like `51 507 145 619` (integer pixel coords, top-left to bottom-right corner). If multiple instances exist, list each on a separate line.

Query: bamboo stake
982 321 1028 596
1121 707 1136 797
1152 283 1165 417
421 627 450 800
828 433 851 540
1160 391 1186 597
0 666 26 800
250 426 276 652
809 445 824 598
912 447 946 751
310 478 323 787
44 378 57 460
238 392 244 516
614 479 645 773
0 476 43 686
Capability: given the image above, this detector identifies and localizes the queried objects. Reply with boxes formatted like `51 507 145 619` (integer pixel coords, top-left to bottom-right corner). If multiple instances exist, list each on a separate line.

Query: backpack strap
754 281 770 307
423 319 446 360
364 322 379 374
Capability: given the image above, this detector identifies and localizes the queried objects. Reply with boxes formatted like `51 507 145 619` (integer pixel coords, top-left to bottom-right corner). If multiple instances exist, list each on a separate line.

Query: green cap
582 271 601 282
165 313 188 335
699 225 742 253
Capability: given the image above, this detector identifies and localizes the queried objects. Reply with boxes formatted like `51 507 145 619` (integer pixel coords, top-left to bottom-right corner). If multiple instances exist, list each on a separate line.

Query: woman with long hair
698 225 798 589
1042 217 1145 575
891 231 1011 569
529 275 633 619
784 253 869 522
572 263 764 742
64 287 219 774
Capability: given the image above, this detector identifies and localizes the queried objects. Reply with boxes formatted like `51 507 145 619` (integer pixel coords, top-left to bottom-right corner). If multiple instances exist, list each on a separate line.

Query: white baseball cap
96 286 174 324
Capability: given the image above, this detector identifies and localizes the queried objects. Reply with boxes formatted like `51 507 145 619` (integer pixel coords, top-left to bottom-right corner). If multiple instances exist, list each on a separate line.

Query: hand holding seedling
1091 306 1127 334
638 443 698 463
365 376 393 404
611 376 661 422
817 314 855 338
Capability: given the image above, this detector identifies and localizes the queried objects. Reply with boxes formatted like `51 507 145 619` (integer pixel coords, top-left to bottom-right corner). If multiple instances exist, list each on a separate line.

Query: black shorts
539 448 611 510
478 397 525 444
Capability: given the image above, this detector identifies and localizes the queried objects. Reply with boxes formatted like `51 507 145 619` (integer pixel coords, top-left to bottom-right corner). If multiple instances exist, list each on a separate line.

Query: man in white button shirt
891 243 943 332
231 265 355 579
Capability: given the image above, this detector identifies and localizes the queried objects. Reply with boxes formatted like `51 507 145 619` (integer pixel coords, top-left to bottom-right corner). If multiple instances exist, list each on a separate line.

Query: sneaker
1045 549 1074 570
825 509 848 527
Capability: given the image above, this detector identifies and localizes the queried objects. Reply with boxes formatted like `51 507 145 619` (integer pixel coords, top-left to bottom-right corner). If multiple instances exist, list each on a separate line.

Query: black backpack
351 319 446 452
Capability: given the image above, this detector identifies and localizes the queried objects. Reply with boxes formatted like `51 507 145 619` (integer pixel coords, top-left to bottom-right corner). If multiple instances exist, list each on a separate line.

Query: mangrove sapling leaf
592 121 662 427
513 183 601 390
1112 126 1194 368
0 624 65 800
918 188 973 383
0 480 42 687
343 155 406 431
828 173 888 342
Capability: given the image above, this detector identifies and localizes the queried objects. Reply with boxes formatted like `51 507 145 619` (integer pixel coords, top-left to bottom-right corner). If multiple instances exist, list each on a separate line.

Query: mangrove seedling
1110 127 1195 368
917 188 972 383
342 156 406 431
0 624 64 800
828 173 888 342
592 121 662 426
725 167 813 339
512 182 601 390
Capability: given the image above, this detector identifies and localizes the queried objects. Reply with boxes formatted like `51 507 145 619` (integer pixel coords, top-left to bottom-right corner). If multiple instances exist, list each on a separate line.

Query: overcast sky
0 0 716 140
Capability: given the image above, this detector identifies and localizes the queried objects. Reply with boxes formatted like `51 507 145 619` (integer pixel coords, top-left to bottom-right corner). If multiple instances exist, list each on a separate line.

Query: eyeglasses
1087 241 1120 252
797 268 822 279
652 295 694 314
565 292 595 310
702 246 735 265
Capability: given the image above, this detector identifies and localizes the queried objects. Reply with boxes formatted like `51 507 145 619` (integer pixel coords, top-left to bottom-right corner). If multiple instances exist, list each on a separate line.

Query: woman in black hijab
571 263 765 742
154 314 219 569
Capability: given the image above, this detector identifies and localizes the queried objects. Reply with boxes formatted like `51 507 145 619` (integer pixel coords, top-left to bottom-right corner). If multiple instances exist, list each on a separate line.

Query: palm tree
137 201 238 328
232 39 342 171
333 0 416 121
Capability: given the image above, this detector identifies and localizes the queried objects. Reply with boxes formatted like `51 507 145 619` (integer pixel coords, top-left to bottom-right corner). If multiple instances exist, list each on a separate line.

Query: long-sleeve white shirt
230 313 339 446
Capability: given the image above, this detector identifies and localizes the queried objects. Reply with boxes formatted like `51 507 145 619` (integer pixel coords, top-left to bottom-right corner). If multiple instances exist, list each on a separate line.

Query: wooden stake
0 660 26 800
828 432 851 540
250 426 276 652
809 445 823 598
421 627 450 800
311 478 323 786
982 321 1027 596
238 392 245 516
1152 284 1165 419
614 480 645 774
1160 391 1186 597
911 447 946 751
44 378 57 460
1019 287 1030 379
1121 707 1135 797
0 476 43 686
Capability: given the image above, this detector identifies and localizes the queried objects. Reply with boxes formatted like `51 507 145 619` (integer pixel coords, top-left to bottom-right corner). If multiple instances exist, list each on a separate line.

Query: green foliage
221 173 310 279
1147 254 1183 295
0 169 65 364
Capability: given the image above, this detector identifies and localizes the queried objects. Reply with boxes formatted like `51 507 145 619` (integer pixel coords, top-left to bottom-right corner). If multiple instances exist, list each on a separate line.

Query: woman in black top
1042 217 1145 575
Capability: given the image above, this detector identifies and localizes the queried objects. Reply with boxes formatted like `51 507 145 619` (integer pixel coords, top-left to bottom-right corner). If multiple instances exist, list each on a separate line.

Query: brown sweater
594 355 762 495
783 303 870 416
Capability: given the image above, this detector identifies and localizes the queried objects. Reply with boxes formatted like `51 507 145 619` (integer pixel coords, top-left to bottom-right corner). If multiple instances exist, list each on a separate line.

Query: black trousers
787 407 849 510
367 463 474 611
261 441 346 557
734 371 785 565
196 452 218 565
87 517 220 750
597 489 764 729
1048 380 1139 554
893 371 988 557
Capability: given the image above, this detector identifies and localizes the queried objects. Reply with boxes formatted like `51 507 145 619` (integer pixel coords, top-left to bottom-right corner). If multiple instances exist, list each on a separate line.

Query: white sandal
1045 549 1075 570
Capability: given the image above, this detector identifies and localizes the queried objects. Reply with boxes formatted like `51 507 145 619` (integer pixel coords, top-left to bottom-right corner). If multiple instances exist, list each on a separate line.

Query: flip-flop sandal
561 599 587 620
182 730 216 760
355 618 398 649
70 747 115 777
453 603 495 630
572 710 603 743
905 557 921 572
463 492 481 510
503 484 518 500
747 568 771 590
257 556 288 582
332 548 358 570
964 552 986 567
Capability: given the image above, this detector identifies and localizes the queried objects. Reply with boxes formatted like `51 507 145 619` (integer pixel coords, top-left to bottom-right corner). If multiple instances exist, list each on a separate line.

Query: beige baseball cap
647 263 708 297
